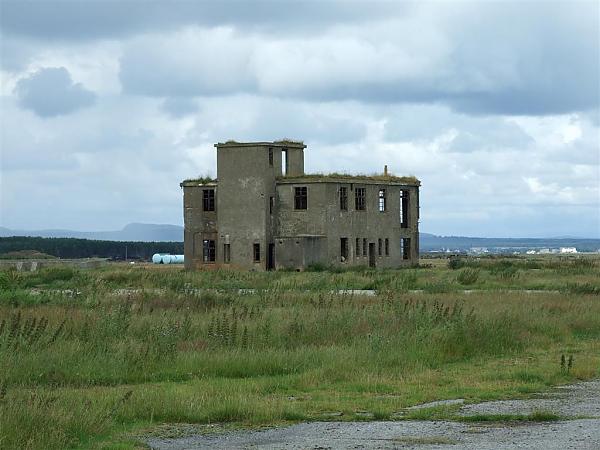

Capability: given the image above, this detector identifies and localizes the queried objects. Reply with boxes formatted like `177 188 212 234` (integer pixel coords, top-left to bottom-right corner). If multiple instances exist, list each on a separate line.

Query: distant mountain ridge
0 223 184 242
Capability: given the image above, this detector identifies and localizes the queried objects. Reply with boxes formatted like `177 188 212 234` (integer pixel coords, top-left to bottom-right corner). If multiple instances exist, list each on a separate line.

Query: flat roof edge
276 177 420 186
215 141 306 148
180 180 218 187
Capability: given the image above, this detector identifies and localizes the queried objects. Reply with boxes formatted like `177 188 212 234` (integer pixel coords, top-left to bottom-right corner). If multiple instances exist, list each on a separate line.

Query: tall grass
0 256 599 449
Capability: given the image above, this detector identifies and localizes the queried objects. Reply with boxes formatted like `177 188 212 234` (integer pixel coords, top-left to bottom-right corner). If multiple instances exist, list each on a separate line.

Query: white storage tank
152 254 184 264
170 255 184 264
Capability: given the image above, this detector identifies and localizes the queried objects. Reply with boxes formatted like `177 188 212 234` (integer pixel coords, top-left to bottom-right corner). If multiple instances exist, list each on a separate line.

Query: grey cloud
382 104 534 152
15 67 96 117
115 2 598 116
0 35 36 71
160 97 199 118
175 95 368 146
119 29 256 97
0 1 405 40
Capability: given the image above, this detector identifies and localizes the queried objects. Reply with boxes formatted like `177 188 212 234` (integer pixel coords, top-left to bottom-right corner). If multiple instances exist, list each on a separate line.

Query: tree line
0 236 183 260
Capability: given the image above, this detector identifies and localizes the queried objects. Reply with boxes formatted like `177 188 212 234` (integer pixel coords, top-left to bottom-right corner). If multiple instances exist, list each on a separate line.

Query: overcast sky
0 0 598 237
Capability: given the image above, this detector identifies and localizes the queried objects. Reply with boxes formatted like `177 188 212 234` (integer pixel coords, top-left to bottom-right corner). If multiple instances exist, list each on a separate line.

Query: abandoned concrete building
181 141 420 271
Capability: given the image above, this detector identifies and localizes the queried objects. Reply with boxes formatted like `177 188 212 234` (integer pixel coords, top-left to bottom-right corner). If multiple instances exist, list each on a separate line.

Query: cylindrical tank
152 253 164 264
161 254 173 264
170 255 184 264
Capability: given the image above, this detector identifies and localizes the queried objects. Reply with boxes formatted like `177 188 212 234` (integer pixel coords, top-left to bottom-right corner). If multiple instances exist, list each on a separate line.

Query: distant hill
0 223 183 242
420 233 600 253
1 224 598 253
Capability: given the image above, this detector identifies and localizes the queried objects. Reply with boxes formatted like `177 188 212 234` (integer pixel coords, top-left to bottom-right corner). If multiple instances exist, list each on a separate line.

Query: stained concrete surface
146 380 600 450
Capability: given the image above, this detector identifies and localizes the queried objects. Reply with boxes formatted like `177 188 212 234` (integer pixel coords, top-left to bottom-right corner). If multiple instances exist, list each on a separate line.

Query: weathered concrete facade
181 141 420 271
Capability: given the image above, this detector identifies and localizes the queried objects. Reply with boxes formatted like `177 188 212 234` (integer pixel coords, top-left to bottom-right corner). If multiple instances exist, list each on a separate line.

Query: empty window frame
378 189 386 212
385 238 389 256
362 238 367 256
401 238 411 260
223 243 231 263
269 196 274 215
253 243 261 262
355 187 366 211
203 239 216 262
268 147 274 166
378 238 383 256
340 186 348 211
294 186 307 210
400 190 409 228
340 237 349 262
203 189 215 212
355 238 360 257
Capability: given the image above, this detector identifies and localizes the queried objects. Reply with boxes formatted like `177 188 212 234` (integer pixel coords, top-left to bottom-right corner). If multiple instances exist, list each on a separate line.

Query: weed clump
456 268 480 285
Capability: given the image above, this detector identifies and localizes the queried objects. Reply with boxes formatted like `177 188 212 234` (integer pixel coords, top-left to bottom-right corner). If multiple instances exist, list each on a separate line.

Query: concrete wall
275 180 419 269
274 236 327 270
181 141 419 271
182 183 218 270
215 142 304 270
284 147 305 176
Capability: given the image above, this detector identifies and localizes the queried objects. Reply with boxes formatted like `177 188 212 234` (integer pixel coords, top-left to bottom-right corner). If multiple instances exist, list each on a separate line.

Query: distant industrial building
181 141 420 271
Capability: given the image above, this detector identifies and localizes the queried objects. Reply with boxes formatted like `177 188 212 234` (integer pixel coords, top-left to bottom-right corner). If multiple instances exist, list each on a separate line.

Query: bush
457 268 480 285
37 266 76 284
448 257 465 270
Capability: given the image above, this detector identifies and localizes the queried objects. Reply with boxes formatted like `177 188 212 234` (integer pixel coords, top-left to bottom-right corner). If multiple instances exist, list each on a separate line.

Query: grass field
0 255 599 449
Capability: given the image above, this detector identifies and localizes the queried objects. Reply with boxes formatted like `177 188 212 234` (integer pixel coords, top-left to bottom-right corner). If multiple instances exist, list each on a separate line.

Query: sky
0 0 598 238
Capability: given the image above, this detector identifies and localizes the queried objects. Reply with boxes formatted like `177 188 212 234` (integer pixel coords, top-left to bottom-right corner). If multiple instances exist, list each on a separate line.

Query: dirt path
146 380 600 449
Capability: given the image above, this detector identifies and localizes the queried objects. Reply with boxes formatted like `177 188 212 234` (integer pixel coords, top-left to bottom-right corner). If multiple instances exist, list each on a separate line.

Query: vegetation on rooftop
279 172 420 184
275 138 304 145
181 175 216 184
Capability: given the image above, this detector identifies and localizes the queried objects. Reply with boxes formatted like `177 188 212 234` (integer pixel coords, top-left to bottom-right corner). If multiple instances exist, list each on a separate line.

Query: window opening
385 238 389 256
402 238 411 260
400 190 409 228
269 196 274 215
223 243 231 263
362 238 367 257
294 186 307 210
268 147 273 166
355 238 360 257
282 148 288 175
253 243 261 262
340 186 348 211
355 187 366 211
340 238 348 262
378 189 386 212
203 189 215 211
203 239 215 262
378 238 382 256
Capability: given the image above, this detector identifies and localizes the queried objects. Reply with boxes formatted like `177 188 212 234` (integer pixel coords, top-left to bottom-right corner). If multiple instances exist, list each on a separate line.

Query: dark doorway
368 243 376 268
267 243 275 270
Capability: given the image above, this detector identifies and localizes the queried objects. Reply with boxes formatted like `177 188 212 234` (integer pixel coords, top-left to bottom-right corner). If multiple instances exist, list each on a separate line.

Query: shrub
456 268 480 285
448 257 465 270
36 266 76 284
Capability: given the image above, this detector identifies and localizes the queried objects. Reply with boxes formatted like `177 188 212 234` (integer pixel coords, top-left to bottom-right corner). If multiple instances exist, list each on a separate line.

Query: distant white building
469 247 489 254
560 247 578 254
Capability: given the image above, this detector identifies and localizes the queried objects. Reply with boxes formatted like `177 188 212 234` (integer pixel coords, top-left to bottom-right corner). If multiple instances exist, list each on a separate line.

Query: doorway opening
368 243 376 268
267 243 275 270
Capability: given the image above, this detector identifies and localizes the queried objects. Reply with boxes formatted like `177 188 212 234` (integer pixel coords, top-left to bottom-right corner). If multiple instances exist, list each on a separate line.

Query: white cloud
0 1 598 237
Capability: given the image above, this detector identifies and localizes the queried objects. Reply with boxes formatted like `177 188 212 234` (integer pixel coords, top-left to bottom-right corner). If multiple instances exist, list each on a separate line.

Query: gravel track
147 380 600 450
